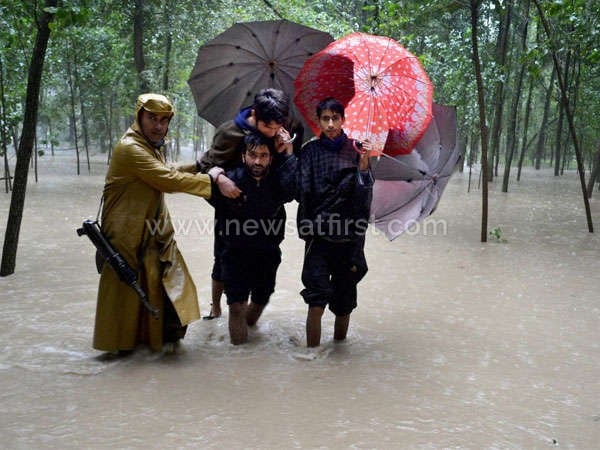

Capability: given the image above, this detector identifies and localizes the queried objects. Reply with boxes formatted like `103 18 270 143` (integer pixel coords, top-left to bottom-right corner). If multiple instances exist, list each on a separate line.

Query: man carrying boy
208 134 296 344
198 88 293 320
296 97 374 347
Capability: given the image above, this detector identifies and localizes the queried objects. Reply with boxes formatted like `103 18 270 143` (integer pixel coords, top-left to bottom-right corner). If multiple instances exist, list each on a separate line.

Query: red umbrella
294 32 433 156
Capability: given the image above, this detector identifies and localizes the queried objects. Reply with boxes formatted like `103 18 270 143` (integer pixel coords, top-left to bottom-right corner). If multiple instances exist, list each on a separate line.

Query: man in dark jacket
197 88 294 320
208 134 296 344
296 97 374 347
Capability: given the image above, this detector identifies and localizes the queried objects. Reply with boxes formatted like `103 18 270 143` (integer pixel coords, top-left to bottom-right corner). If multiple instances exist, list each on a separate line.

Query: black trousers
300 237 368 316
222 246 282 305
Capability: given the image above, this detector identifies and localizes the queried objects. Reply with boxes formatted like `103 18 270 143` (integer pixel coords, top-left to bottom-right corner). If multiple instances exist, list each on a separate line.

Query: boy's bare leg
306 306 325 347
208 279 223 318
246 302 265 327
228 301 248 345
334 314 350 341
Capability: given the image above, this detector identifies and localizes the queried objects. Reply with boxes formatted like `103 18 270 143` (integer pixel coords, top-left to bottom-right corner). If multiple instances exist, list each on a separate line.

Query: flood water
1 153 599 449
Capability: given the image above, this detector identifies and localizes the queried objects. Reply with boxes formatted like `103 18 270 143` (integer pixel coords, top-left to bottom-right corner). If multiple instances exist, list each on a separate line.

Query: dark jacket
209 153 297 250
296 132 373 242
197 108 254 173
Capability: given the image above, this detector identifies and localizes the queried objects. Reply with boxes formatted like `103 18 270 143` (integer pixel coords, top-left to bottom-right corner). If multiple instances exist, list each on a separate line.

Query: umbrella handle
282 133 296 144
352 140 366 154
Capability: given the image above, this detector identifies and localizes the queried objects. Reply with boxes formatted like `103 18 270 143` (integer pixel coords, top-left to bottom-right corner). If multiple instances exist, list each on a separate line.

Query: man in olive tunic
94 93 226 354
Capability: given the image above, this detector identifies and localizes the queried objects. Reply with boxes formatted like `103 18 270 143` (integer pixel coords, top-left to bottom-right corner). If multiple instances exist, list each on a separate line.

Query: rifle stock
77 220 159 319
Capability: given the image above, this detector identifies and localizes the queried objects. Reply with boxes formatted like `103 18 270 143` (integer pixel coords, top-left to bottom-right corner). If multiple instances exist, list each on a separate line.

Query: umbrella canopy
188 20 333 128
369 104 463 240
294 32 433 155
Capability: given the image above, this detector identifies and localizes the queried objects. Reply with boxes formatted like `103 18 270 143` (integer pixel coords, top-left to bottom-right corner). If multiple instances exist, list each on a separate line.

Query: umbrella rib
377 152 429 177
274 30 334 62
190 44 268 70
237 22 272 60
374 178 447 220
192 67 277 114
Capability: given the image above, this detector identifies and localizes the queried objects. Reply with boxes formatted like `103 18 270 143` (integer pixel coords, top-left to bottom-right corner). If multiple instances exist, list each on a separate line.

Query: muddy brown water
1 154 598 449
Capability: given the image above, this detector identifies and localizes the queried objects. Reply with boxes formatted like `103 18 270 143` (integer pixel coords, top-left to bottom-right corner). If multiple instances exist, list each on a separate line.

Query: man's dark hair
253 88 289 125
244 133 276 155
316 97 345 119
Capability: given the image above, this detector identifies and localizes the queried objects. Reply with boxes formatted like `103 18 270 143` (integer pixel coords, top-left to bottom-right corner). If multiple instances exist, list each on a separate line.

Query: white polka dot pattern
294 32 433 156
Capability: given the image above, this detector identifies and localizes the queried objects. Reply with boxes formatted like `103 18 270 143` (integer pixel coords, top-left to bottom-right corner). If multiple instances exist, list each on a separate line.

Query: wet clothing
197 108 260 283
222 247 281 305
197 108 254 173
208 153 296 305
297 133 373 242
94 115 211 353
296 131 373 313
301 237 367 315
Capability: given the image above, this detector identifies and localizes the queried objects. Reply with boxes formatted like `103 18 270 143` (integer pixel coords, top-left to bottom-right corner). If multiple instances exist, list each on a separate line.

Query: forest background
0 0 599 274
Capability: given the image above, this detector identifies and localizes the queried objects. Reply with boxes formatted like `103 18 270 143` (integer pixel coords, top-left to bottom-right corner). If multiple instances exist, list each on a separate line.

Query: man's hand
216 174 242 198
207 166 242 198
358 140 372 171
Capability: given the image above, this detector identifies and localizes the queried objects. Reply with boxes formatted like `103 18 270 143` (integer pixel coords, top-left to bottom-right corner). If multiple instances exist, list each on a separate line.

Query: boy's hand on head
275 128 294 155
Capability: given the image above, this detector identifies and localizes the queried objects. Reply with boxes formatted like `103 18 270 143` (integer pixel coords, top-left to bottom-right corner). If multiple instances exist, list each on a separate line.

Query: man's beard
249 164 268 178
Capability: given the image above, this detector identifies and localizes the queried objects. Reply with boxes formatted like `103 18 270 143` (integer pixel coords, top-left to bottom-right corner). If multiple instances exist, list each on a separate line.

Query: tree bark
66 59 81 175
133 0 149 93
72 49 91 174
554 50 571 176
502 0 529 192
488 0 512 181
1 0 57 276
0 56 12 193
533 0 593 233
586 141 600 198
471 0 489 242
535 68 555 170
162 2 172 92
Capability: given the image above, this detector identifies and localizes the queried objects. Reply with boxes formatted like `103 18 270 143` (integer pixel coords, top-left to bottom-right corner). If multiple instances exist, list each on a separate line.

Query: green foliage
0 0 597 168
489 227 507 243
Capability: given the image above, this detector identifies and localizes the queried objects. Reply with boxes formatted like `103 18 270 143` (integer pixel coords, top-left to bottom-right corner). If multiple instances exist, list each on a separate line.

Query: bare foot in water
203 303 222 320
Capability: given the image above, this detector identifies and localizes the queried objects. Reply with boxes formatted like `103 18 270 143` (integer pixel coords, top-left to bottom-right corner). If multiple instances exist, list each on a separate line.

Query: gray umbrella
187 20 333 128
369 104 463 240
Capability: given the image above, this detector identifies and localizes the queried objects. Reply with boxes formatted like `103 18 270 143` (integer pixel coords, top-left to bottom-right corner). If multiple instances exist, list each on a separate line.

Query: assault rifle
77 219 159 319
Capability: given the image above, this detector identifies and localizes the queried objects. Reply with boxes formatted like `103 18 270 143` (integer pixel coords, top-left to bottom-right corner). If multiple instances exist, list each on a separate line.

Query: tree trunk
561 53 582 175
468 130 479 193
535 68 555 170
48 115 55 156
193 115 199 160
0 56 12 193
554 50 571 176
66 59 81 175
502 0 529 192
533 0 593 233
1 0 57 277
107 92 115 164
586 141 600 198
457 135 466 173
174 116 181 161
34 136 38 182
133 0 149 93
471 0 489 242
72 49 91 174
162 2 173 92
488 0 512 182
